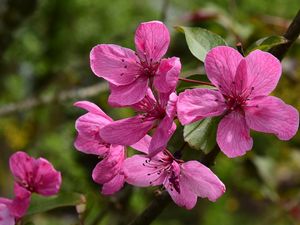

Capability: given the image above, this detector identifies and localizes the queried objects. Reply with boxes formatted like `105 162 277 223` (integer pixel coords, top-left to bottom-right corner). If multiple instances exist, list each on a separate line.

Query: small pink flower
0 183 31 224
9 151 62 196
177 46 299 158
100 89 178 157
123 136 225 209
74 101 126 195
90 21 181 105
0 152 61 224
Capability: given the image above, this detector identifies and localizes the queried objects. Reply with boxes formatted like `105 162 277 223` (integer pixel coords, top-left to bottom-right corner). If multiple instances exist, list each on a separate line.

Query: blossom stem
179 77 215 87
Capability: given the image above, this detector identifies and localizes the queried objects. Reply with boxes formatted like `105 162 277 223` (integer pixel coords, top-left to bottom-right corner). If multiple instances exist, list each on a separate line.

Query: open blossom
0 152 61 225
0 184 31 225
90 21 181 105
100 89 178 157
74 101 126 195
9 151 62 196
123 136 225 209
177 46 299 158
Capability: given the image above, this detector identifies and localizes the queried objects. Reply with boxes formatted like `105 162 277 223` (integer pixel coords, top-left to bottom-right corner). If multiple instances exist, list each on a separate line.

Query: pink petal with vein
177 88 226 125
108 76 149 106
100 115 154 146
90 44 141 85
123 155 165 187
181 161 225 202
101 173 125 195
205 46 242 95
245 50 281 97
217 111 253 158
135 21 170 63
245 96 299 140
154 57 181 93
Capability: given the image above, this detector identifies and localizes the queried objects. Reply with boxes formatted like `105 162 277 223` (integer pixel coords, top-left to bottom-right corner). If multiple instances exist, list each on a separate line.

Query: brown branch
0 83 108 117
270 9 300 61
127 146 220 225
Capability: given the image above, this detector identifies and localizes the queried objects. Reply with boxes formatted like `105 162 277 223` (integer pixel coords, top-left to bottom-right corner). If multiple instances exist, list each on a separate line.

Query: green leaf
183 117 219 154
246 36 288 54
176 26 227 62
26 192 85 216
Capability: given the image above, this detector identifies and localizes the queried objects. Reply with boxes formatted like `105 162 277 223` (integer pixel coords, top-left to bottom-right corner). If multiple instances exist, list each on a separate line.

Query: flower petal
135 21 170 63
90 44 141 85
233 59 249 96
74 102 112 155
245 96 299 140
204 46 243 95
217 111 253 158
245 50 281 97
10 183 31 218
148 117 176 157
33 158 62 196
166 180 197 210
9 151 34 184
123 155 165 186
177 88 227 125
100 115 154 146
92 145 125 184
74 134 109 156
154 57 181 93
74 101 112 122
108 76 149 106
0 204 14 225
181 161 225 202
130 88 157 112
130 135 151 154
101 173 125 195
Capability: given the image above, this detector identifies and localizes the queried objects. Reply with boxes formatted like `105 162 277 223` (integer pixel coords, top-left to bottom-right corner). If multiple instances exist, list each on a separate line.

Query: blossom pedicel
177 46 299 158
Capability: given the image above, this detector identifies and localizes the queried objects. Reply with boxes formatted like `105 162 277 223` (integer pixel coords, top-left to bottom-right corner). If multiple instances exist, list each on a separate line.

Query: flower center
142 150 181 193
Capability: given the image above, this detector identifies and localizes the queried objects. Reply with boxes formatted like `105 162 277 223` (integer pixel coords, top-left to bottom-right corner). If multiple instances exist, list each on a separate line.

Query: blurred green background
1 0 300 224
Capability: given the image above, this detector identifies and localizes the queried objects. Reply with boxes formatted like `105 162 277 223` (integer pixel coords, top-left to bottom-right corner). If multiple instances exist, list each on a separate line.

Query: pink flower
100 89 178 157
9 151 62 196
123 136 225 209
90 21 181 105
74 101 126 195
177 46 299 158
0 151 61 224
0 184 31 224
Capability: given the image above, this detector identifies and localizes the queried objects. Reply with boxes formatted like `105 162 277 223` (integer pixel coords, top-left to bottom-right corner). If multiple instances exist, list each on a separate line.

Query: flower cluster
74 21 299 209
0 152 61 225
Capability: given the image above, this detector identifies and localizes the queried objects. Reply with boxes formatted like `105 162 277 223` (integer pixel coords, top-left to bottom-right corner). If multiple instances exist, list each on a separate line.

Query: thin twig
270 9 300 61
179 77 215 87
0 83 108 117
